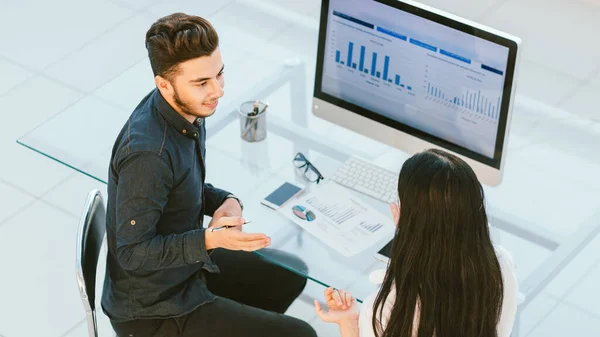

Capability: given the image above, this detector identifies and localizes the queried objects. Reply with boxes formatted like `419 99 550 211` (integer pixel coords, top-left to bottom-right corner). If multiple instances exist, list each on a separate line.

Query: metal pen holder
239 100 268 142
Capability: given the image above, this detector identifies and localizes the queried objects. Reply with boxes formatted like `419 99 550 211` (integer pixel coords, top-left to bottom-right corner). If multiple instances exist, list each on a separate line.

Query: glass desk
16 61 391 302
17 60 600 336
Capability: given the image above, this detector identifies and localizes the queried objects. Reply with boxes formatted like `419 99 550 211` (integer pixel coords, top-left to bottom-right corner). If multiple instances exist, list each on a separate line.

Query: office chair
75 189 107 337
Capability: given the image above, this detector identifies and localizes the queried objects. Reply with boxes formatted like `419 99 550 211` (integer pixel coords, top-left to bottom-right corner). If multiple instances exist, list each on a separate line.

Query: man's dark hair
145 13 219 80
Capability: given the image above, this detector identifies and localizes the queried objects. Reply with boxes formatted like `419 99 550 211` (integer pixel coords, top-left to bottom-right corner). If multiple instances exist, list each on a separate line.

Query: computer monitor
313 0 521 186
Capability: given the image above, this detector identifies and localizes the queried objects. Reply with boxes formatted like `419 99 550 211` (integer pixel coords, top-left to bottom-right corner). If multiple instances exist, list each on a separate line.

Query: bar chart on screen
425 82 501 121
333 41 414 92
322 8 507 156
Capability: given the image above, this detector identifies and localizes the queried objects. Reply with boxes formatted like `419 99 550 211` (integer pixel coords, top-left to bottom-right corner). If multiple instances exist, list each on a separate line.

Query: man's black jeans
110 249 317 337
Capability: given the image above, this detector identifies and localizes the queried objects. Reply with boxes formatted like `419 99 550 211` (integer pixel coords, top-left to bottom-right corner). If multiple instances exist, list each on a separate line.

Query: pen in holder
239 100 268 142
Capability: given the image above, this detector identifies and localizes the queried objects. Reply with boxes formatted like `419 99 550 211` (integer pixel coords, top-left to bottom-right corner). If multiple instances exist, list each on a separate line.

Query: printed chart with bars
305 194 388 235
306 196 364 225
281 183 395 257
359 221 384 233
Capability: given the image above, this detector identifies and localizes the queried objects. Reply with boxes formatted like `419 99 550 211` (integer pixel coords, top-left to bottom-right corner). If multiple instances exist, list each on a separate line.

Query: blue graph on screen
322 7 508 159
426 82 501 120
335 41 413 91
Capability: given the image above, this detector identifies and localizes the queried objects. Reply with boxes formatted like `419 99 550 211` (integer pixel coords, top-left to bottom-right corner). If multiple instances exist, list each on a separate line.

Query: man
101 13 317 337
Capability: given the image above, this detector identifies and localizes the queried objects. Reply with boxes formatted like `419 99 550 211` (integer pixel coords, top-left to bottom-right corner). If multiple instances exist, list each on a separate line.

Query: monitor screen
316 0 518 167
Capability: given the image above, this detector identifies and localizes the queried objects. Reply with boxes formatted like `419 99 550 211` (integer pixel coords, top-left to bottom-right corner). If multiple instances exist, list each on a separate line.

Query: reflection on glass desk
16 60 600 323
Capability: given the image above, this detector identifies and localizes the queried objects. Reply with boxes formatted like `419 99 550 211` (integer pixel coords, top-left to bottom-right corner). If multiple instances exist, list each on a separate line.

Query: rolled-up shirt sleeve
114 151 211 271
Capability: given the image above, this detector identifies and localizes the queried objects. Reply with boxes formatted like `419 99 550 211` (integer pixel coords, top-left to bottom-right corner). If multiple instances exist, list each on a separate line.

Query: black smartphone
375 240 393 263
260 182 304 210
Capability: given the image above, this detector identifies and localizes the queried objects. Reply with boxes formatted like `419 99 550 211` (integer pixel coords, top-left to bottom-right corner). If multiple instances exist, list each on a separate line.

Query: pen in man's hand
210 221 252 232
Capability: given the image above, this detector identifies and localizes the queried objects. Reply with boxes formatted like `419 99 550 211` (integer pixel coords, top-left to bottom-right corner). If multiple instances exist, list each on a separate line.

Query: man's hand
210 198 243 228
205 216 270 251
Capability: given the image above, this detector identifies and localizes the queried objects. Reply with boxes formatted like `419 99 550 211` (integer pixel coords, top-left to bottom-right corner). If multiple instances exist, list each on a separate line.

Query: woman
314 149 518 337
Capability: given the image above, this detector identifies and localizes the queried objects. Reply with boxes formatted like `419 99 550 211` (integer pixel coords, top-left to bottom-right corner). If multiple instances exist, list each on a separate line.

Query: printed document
279 183 394 256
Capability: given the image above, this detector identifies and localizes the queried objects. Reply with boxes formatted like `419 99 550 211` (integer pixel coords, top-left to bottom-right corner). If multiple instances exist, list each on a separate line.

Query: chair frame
75 189 106 337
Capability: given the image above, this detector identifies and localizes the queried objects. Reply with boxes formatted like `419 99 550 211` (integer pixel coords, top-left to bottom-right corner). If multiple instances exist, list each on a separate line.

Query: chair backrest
76 189 106 337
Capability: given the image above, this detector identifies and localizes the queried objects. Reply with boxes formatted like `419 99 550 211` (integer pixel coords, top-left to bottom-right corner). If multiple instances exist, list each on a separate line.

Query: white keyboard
332 156 399 203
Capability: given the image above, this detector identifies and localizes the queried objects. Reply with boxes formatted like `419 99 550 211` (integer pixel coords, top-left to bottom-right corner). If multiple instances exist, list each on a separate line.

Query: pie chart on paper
292 205 316 222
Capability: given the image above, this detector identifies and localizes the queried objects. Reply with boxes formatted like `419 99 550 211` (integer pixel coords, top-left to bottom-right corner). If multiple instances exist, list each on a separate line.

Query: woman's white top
359 246 518 337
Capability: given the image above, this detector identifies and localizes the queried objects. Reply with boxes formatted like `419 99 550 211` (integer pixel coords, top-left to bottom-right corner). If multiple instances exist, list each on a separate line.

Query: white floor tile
269 22 319 61
559 81 600 121
17 94 130 173
516 60 583 106
485 143 600 238
519 292 560 337
68 320 114 337
42 173 108 218
506 107 554 151
44 13 156 93
516 139 600 186
254 0 322 16
209 1 289 42
110 0 162 11
0 0 133 70
562 262 600 317
544 117 600 154
479 0 600 80
302 278 330 303
1 141 77 198
145 0 232 20
490 229 552 284
0 201 83 337
212 18 282 64
0 76 83 143
310 316 342 337
513 117 600 165
417 0 506 20
72 146 115 184
62 307 114 337
528 303 600 337
286 296 318 322
592 121 600 136
0 59 33 96
592 71 600 84
0 181 34 224
545 220 600 298
93 58 155 111
61 320 87 337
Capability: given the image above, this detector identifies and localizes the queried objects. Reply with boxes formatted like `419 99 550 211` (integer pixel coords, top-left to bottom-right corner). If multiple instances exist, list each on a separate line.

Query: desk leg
286 59 307 127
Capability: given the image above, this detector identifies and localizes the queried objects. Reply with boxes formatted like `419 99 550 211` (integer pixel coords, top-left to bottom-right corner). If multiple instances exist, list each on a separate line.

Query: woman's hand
314 287 360 324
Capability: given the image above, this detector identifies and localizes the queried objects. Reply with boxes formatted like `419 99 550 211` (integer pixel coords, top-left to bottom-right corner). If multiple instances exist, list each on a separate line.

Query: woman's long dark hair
372 149 503 337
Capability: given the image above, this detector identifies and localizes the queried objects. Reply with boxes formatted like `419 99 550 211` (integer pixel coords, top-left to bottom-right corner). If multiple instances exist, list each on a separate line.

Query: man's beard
172 87 199 117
